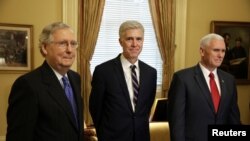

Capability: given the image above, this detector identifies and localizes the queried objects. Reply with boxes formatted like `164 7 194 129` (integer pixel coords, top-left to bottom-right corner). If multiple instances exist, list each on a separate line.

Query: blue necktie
130 65 139 107
62 76 78 127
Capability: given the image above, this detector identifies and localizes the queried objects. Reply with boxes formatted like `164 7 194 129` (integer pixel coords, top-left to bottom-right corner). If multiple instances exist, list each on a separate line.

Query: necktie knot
130 65 136 71
62 76 69 87
209 72 215 79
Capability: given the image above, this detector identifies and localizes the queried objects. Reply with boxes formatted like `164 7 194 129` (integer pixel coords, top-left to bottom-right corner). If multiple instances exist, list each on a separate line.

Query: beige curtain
148 0 176 97
78 0 105 124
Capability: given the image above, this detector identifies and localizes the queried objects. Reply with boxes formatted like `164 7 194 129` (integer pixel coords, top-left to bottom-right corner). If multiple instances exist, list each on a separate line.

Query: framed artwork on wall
210 21 250 84
0 23 33 72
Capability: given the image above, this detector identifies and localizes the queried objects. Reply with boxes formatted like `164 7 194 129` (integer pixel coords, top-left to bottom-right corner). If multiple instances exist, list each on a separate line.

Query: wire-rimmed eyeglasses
50 40 78 48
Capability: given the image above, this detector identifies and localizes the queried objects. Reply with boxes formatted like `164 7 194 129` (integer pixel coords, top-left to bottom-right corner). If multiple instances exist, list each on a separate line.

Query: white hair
200 33 224 49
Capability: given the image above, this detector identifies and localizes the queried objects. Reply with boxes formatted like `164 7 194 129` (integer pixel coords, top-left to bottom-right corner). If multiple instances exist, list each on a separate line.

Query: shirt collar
199 63 217 76
120 54 139 69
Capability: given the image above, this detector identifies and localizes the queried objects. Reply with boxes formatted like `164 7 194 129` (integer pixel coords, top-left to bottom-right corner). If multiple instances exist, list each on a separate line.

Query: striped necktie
130 65 139 107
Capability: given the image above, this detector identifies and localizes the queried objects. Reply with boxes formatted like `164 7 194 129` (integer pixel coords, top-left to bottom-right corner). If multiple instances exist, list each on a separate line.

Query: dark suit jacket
6 61 83 141
89 54 157 141
168 64 241 141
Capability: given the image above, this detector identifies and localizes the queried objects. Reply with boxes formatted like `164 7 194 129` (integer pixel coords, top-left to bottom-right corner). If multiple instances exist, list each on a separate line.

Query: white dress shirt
120 54 140 111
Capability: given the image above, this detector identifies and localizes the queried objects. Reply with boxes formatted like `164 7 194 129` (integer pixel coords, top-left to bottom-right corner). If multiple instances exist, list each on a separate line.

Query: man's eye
71 41 78 46
137 38 142 41
59 41 67 46
126 37 133 41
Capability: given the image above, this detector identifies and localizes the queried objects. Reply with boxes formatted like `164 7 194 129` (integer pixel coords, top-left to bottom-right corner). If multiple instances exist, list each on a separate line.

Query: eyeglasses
50 40 78 48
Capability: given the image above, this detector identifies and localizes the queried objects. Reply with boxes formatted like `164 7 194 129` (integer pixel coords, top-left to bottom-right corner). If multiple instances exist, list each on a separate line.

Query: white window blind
90 0 162 85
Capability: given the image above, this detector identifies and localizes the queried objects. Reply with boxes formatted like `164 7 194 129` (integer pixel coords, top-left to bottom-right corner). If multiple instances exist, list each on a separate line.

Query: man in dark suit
89 20 157 141
6 22 83 141
168 33 241 141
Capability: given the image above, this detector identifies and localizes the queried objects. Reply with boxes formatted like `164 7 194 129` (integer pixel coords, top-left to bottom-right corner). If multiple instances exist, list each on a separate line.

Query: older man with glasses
6 22 83 141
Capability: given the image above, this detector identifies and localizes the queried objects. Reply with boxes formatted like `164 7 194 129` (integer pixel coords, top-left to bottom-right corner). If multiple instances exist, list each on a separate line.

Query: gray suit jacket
168 64 241 141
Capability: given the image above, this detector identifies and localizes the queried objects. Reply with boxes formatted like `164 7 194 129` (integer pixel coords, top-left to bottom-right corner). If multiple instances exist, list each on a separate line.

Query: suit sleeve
168 73 186 141
6 77 38 141
228 79 241 124
89 66 105 128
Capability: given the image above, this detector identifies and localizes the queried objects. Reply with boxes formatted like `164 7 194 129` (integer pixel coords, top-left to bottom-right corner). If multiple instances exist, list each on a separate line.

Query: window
90 0 162 85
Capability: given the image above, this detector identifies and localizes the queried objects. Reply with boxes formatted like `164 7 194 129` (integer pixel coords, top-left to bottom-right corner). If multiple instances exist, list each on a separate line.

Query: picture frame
0 23 33 72
210 21 250 84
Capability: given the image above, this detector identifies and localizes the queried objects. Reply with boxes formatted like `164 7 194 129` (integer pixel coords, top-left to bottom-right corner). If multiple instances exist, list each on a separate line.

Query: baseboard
0 136 5 141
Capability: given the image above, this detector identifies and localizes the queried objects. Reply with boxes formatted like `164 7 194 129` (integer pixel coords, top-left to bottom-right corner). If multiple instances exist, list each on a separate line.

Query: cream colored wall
0 0 62 137
176 0 250 124
186 0 250 68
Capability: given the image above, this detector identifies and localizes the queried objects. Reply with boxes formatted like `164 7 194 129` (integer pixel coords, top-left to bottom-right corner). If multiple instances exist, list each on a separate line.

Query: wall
176 0 250 124
0 0 62 138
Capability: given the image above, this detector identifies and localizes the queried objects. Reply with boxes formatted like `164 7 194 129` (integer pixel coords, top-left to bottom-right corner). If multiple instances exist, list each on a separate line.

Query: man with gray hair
89 20 157 141
6 22 83 141
168 33 241 141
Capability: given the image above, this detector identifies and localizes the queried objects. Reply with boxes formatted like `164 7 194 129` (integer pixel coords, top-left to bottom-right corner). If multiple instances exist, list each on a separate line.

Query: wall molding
62 0 78 71
0 136 5 141
62 0 78 32
175 0 187 71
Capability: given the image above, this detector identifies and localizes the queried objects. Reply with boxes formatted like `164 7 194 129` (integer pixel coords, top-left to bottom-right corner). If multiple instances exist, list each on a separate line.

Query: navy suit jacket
6 61 83 141
89 54 157 141
168 64 241 141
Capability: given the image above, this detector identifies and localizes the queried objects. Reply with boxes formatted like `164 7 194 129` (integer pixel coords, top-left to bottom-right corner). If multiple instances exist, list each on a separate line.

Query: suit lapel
67 72 82 129
194 65 215 113
41 62 79 130
216 70 226 114
113 55 134 112
136 61 146 108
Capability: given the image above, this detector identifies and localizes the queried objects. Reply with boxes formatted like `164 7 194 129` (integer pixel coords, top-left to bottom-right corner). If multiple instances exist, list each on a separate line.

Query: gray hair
200 33 224 49
39 22 72 51
119 20 144 38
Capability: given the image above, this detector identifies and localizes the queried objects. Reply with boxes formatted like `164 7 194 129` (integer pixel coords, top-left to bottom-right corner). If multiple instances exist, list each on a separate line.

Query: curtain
148 0 176 98
78 0 105 124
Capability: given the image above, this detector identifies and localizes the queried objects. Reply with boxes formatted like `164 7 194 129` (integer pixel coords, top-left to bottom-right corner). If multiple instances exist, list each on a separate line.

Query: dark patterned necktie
62 75 78 127
209 72 220 113
130 65 139 107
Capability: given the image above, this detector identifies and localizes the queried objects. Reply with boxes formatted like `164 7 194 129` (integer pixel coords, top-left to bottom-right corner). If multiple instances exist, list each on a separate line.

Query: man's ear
40 44 48 56
119 38 122 45
200 47 205 57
